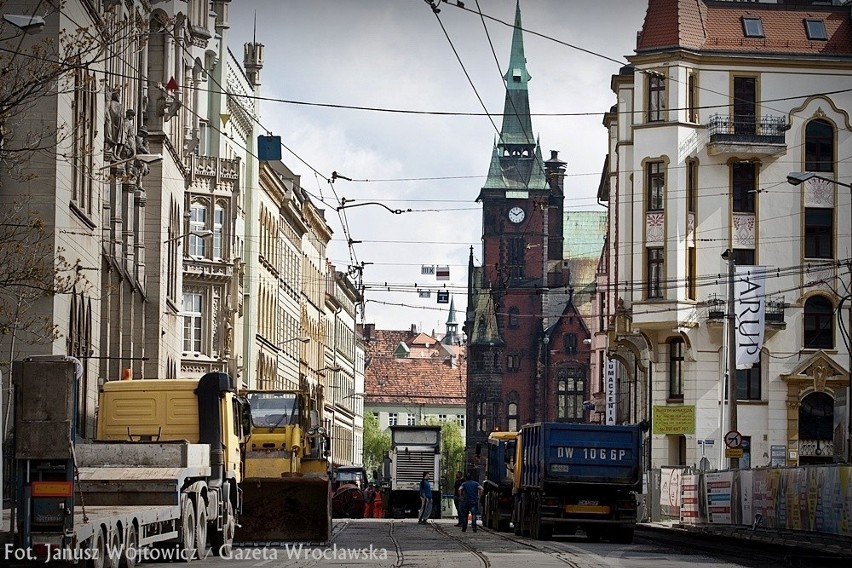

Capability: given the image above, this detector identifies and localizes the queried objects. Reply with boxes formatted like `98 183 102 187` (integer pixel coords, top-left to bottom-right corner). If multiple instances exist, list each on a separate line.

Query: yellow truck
235 390 332 543
8 356 248 565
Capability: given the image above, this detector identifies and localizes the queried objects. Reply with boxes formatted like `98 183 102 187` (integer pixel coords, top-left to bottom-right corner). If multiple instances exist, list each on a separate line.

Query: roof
364 328 466 406
636 0 852 56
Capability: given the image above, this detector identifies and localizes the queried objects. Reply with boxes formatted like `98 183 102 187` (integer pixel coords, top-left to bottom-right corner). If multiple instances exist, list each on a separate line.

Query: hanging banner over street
735 265 766 369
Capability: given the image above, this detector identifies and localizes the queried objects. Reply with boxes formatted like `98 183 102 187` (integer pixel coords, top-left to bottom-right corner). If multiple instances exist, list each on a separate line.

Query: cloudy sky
228 0 649 333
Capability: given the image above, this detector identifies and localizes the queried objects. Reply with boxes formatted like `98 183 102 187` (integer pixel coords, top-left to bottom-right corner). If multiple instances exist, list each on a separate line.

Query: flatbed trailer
6 357 244 566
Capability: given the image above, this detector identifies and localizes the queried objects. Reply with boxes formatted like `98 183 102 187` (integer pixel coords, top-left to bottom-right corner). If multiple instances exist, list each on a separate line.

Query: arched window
507 402 519 433
189 201 207 257
805 119 834 173
803 295 833 349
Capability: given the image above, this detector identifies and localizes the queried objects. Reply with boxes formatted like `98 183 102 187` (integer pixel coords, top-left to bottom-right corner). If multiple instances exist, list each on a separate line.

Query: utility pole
723 249 739 470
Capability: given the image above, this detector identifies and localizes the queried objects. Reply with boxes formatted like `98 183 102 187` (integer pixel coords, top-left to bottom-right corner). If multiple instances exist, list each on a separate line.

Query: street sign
725 448 744 458
697 439 715 446
437 291 449 303
724 430 742 449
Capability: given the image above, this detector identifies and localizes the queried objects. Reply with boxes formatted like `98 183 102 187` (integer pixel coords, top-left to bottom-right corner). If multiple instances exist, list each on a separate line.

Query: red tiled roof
637 0 852 56
364 329 466 405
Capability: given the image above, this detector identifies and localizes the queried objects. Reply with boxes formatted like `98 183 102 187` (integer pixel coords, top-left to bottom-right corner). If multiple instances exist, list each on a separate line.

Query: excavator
235 389 332 543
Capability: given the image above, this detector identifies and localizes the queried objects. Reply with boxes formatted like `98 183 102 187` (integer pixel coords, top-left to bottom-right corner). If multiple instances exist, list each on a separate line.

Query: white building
597 0 852 470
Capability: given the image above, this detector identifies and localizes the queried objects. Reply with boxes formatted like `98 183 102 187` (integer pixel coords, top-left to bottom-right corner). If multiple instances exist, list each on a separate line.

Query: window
388 413 398 427
72 71 95 214
406 414 416 426
805 19 827 41
508 307 520 328
687 72 698 123
647 247 664 299
742 17 764 38
648 72 665 122
732 248 755 266
732 161 756 213
805 119 833 172
438 414 447 422
686 160 697 214
804 295 834 349
733 77 757 135
805 208 833 259
507 403 518 433
476 401 488 432
669 338 684 399
507 237 525 279
564 333 577 354
189 202 207 256
556 367 586 422
736 354 761 401
507 354 520 372
183 292 203 352
213 204 225 258
456 414 465 428
687 247 697 301
647 161 664 211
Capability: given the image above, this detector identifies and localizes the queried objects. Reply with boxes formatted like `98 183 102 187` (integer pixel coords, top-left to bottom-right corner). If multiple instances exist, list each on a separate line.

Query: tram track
430 521 491 568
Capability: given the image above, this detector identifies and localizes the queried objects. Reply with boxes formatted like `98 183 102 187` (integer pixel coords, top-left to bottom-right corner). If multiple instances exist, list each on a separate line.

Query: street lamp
279 336 310 347
721 248 738 470
3 14 45 34
99 153 163 170
163 229 212 244
788 171 852 463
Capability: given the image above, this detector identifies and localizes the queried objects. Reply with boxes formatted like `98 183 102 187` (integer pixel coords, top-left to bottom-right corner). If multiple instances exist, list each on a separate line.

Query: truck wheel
105 528 120 568
539 524 552 541
210 500 234 556
120 524 138 568
179 496 197 562
585 527 601 542
86 528 106 568
498 519 510 532
195 498 209 559
612 528 634 544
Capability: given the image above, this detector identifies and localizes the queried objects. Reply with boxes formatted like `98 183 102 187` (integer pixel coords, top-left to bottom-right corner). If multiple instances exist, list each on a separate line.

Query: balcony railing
706 114 787 156
705 294 786 324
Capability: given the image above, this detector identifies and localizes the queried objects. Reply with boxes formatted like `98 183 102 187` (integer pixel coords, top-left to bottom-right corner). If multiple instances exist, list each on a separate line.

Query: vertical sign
605 358 617 425
735 265 765 369
436 266 450 280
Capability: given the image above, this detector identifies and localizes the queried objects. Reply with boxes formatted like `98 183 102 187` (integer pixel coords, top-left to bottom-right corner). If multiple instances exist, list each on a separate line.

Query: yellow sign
725 448 744 458
652 405 696 435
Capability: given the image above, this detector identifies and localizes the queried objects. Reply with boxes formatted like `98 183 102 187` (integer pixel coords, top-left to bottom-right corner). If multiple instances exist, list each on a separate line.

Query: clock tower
465 0 570 458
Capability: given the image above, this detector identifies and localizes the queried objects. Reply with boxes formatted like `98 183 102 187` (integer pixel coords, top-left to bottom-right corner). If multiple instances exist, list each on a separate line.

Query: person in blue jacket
458 472 483 532
418 471 433 524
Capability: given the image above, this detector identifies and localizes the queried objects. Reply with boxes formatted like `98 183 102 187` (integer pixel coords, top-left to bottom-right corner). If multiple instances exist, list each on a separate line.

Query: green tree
362 411 390 478
424 418 464 494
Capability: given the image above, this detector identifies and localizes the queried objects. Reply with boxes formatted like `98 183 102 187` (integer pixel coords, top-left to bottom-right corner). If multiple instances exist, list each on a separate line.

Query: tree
362 411 390 478
424 418 465 494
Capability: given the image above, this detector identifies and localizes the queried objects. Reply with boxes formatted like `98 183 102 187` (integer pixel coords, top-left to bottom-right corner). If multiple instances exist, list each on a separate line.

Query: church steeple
481 0 546 194
443 296 459 345
500 0 534 147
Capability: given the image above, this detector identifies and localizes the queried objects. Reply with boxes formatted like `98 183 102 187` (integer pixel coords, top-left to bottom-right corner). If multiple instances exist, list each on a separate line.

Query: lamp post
2 14 45 35
163 229 212 244
99 153 163 170
788 171 852 463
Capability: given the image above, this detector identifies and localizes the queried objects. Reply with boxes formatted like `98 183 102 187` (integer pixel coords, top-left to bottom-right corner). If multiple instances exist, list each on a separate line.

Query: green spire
499 0 534 147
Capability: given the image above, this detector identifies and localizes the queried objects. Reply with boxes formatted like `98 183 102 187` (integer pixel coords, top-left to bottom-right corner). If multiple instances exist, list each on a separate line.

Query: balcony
705 294 786 328
706 114 787 157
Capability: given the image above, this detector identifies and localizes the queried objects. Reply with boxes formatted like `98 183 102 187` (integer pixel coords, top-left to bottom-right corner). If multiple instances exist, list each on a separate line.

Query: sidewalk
639 520 852 557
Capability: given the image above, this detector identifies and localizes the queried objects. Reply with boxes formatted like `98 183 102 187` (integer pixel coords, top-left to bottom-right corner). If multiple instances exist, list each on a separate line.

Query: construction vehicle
512 422 642 542
382 425 441 519
7 356 247 565
482 431 517 531
331 466 368 519
235 390 331 543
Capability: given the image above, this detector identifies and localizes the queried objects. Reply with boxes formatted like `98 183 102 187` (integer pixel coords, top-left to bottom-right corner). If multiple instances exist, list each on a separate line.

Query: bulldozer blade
236 476 331 543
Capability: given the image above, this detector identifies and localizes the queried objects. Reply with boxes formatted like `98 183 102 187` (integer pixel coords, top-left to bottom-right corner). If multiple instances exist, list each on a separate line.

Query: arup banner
735 265 765 369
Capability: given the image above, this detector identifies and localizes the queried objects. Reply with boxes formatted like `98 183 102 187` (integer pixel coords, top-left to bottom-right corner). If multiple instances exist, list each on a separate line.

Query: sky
228 0 650 333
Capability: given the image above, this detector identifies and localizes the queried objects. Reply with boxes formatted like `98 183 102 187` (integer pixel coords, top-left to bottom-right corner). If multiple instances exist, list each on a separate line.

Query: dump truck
482 431 517 531
513 422 642 542
235 390 331 543
382 425 441 519
7 356 247 565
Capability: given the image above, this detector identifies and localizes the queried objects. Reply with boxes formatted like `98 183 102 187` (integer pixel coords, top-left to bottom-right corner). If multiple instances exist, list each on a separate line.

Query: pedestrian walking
458 473 483 532
453 471 464 526
418 471 433 524
363 483 376 519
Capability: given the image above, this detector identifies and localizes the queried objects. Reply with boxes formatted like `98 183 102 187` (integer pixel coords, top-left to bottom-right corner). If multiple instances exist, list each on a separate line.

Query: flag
735 266 765 369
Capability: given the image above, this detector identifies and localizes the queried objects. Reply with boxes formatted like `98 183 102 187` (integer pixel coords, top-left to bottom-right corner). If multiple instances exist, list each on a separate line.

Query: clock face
508 206 525 224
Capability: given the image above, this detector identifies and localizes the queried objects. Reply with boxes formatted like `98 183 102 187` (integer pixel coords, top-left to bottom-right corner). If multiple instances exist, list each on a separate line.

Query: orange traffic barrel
373 490 384 518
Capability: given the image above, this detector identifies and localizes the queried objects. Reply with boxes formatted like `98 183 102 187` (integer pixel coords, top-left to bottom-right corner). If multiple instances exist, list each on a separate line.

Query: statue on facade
104 89 124 160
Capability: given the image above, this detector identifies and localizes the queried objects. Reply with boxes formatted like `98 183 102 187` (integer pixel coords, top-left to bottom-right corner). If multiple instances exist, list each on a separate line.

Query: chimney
410 324 417 335
545 150 567 192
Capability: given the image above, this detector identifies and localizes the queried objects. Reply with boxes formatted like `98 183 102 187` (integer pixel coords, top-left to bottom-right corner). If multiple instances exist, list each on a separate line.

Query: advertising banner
705 471 734 524
734 266 765 369
605 358 617 425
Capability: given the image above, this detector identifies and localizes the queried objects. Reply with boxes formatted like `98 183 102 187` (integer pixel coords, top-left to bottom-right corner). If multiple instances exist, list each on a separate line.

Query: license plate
578 499 599 506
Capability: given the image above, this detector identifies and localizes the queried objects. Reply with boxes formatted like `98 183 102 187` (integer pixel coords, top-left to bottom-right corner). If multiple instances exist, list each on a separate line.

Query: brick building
464 2 591 456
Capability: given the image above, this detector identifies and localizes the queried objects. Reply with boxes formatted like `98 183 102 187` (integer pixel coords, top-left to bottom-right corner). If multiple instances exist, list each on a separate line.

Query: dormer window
742 16 764 38
805 19 827 41
512 68 522 82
